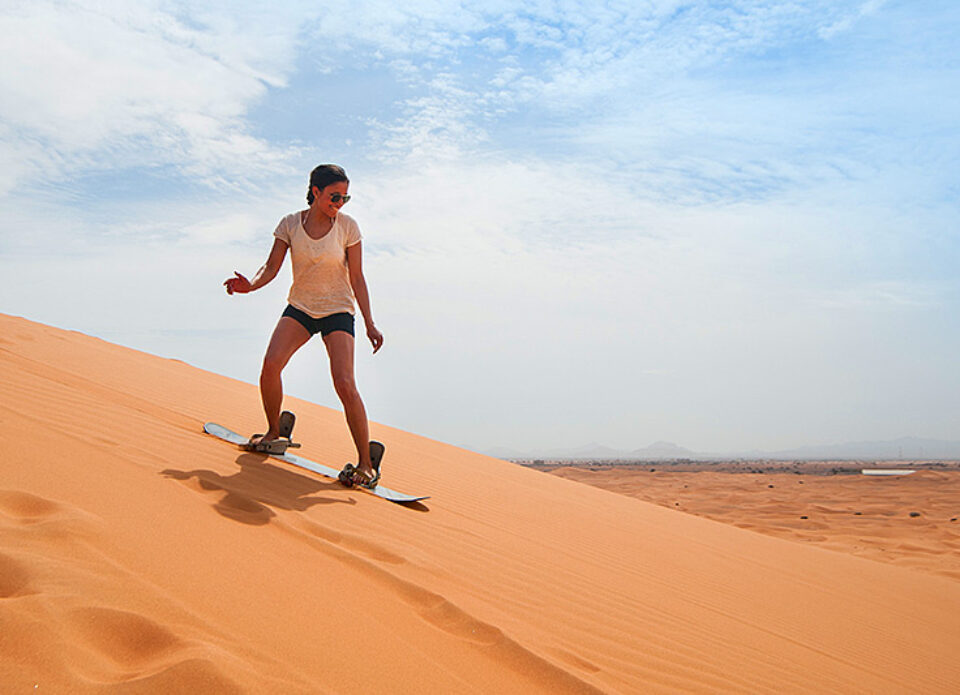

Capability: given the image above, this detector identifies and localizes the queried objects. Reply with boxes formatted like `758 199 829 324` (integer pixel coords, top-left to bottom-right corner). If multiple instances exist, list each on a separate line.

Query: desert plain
537 462 960 582
1 313 959 693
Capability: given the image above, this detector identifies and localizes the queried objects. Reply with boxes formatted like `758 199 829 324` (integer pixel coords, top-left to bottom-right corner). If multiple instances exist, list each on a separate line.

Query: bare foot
248 430 280 447
351 464 379 488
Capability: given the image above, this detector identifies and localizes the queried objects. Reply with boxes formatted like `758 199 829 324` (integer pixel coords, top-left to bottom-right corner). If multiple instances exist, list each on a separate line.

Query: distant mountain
487 436 960 461
627 441 698 460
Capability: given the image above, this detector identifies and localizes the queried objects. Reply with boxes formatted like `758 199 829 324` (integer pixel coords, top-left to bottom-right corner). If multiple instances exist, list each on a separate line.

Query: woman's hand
226 241 289 295
224 271 252 295
366 323 384 354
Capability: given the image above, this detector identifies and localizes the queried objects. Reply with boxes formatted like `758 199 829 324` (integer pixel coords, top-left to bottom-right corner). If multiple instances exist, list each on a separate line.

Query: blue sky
2 1 958 454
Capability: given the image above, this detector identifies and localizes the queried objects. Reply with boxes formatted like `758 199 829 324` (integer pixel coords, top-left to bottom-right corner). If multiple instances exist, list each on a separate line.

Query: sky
1 0 958 456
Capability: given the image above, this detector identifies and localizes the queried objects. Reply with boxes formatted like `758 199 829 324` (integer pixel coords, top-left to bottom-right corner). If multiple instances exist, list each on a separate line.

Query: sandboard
203 422 429 504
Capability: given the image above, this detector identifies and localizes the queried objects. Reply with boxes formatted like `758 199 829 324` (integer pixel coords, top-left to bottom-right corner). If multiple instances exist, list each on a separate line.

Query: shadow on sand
162 452 355 525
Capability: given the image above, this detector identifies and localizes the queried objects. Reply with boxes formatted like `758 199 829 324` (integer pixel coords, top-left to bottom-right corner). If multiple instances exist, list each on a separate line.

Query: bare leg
256 317 311 443
322 330 373 475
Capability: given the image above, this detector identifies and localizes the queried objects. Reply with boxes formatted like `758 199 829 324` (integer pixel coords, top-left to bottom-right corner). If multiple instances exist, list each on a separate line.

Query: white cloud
819 0 889 39
366 74 493 163
0 0 307 192
293 0 913 196
3 0 958 453
812 282 941 311
330 153 957 450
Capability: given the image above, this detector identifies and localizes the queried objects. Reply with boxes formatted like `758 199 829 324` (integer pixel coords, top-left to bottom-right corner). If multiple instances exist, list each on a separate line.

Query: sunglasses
329 193 351 204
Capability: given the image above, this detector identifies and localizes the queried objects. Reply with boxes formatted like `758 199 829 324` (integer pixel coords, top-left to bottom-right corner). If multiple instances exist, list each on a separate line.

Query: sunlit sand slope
1 314 958 693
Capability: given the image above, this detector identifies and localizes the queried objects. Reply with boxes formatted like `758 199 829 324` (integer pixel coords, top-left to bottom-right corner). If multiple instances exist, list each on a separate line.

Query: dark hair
307 164 349 204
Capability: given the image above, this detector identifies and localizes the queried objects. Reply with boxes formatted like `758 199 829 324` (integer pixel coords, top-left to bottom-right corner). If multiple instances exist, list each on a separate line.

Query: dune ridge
1 313 959 693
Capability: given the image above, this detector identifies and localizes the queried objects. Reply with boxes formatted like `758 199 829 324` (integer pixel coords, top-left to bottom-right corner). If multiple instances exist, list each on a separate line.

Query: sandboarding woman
223 164 384 488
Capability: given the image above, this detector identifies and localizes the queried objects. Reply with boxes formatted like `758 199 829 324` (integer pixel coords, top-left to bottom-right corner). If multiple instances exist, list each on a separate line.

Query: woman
224 164 384 488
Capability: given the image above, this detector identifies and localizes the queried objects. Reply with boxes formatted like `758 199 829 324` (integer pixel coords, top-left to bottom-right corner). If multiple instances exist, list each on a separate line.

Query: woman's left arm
346 242 384 353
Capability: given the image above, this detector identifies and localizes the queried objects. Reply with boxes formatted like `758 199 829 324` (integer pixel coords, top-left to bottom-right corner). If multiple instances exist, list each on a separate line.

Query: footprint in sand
69 607 185 665
294 517 406 565
66 607 243 692
0 552 35 598
0 490 65 521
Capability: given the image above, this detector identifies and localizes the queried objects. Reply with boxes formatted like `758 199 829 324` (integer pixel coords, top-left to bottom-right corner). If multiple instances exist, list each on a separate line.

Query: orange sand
545 468 960 582
2 313 959 693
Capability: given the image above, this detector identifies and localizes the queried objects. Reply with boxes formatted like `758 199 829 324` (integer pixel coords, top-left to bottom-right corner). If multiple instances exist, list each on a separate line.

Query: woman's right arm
224 238 289 294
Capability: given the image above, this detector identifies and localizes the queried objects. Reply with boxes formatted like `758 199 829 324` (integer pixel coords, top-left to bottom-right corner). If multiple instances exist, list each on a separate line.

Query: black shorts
281 305 355 337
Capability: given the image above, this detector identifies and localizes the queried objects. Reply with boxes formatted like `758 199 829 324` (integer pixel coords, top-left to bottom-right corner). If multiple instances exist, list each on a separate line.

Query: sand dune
545 467 960 582
2 313 959 693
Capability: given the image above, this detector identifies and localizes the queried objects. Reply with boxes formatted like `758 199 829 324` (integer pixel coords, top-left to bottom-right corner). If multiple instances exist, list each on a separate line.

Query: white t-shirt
273 211 362 319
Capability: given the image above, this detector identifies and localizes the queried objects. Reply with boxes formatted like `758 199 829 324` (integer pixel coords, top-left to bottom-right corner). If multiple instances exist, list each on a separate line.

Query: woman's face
312 181 350 218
